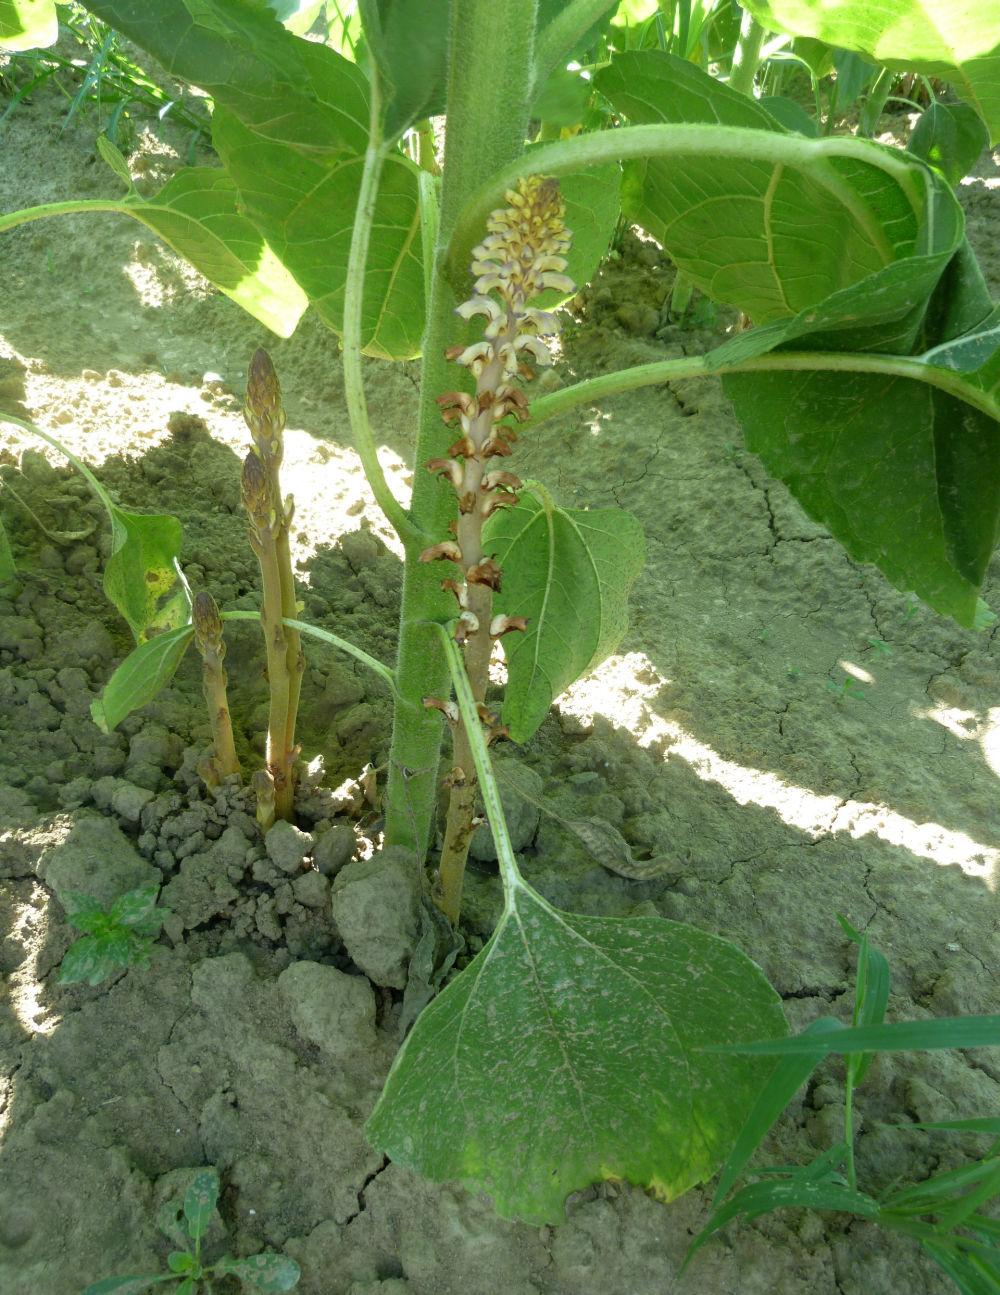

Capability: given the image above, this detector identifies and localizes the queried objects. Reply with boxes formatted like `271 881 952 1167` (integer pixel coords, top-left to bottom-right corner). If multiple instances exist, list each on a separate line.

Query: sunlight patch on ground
839 659 874 684
918 701 1000 785
559 653 998 886
5 882 60 1051
0 339 410 564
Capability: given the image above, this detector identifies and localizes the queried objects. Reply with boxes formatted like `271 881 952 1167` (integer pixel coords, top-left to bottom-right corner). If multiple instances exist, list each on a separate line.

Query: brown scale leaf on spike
420 540 463 564
442 766 466 789
454 611 479 644
448 436 477 460
423 695 459 724
467 558 503 591
490 614 528 638
458 491 478 515
482 471 522 492
444 344 465 361
481 493 517 520
426 458 464 490
441 578 467 605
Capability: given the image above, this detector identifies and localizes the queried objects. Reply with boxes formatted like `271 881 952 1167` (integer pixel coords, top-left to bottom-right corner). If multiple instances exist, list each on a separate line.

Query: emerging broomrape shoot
422 175 574 921
192 589 240 787
241 349 305 828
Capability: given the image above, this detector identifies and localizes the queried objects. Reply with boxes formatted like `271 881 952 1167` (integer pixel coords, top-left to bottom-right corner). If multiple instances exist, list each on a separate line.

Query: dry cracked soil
0 74 998 1295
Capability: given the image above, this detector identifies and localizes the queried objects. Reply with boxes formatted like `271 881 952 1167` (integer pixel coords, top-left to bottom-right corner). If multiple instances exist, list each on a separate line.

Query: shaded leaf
741 0 1000 143
167 1252 196 1274
699 212 1000 627
595 50 934 324
0 0 57 50
184 1169 219 1242
90 625 194 734
909 101 990 185
213 107 425 358
838 914 890 1085
367 894 785 1225
123 168 308 337
80 0 370 154
61 892 109 935
484 486 644 743
908 1118 1000 1136
214 1252 301 1291
360 0 448 138
758 95 819 136
104 509 187 642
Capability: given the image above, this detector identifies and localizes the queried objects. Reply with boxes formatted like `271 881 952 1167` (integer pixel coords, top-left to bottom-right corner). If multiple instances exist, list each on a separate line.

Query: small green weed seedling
80 1168 300 1294
687 917 1000 1292
58 883 166 987
826 675 867 703
2 0 999 1230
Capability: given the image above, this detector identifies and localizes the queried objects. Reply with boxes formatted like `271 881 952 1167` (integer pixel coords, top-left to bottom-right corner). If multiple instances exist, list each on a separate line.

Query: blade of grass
707 1016 1000 1056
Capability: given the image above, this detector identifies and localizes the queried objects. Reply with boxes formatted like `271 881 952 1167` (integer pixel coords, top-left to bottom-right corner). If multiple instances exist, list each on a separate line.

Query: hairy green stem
859 66 895 138
382 0 538 862
530 0 618 101
523 349 1000 429
729 9 767 98
434 624 522 904
0 198 124 234
342 131 424 549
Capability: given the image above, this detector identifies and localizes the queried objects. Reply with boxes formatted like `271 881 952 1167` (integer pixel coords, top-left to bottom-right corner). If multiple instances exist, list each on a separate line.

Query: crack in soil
343 1155 390 1226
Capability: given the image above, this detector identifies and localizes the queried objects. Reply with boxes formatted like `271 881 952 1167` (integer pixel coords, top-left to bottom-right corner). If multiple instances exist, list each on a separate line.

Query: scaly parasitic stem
422 176 575 922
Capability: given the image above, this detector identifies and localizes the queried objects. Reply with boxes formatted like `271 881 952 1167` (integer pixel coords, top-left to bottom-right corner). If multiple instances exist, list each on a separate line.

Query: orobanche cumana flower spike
191 589 241 787
421 175 574 922
240 349 305 829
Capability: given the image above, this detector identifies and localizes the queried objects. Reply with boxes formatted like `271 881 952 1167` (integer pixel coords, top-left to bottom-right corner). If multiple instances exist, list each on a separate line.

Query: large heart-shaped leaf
484 486 644 743
367 890 785 1224
594 51 936 324
124 169 308 337
740 0 1000 143
212 107 424 358
90 625 194 733
80 0 369 154
0 0 56 49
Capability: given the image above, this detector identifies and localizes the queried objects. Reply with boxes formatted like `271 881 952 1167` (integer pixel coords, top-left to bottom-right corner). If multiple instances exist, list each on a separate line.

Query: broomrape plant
3 0 1000 1233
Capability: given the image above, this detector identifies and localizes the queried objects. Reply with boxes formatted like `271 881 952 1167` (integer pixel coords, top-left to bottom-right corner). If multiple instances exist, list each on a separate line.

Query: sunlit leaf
213 108 425 358
367 895 785 1224
0 0 57 51
741 0 1000 143
123 169 308 338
